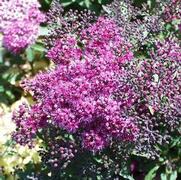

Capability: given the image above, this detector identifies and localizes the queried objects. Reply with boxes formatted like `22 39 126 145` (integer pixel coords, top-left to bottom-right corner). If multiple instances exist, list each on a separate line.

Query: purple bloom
3 21 39 53
0 0 45 53
82 130 108 151
13 16 138 152
156 38 181 61
12 103 46 147
163 0 181 23
47 35 82 65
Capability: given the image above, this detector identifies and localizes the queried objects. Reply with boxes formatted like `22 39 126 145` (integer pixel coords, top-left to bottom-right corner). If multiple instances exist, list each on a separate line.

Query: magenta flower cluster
0 0 44 53
163 0 181 23
13 17 138 152
156 38 181 61
117 40 181 157
47 36 82 65
47 17 133 65
13 103 46 147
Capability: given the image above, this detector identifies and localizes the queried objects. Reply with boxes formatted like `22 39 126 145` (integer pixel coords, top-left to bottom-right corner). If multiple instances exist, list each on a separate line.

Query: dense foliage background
0 0 180 179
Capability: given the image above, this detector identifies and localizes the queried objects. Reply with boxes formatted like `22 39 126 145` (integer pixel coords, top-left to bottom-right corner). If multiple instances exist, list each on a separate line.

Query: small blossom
0 0 45 53
156 38 181 61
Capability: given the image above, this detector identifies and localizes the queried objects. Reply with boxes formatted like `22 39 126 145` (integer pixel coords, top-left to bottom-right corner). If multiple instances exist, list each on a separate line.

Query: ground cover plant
0 0 180 179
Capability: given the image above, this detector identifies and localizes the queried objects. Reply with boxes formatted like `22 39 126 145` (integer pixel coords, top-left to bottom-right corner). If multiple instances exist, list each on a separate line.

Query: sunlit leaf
145 165 159 180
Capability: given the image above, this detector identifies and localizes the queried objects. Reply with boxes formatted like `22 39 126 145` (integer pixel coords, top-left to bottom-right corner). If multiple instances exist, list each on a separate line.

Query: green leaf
61 0 74 6
38 26 49 36
119 165 135 180
26 47 34 62
32 44 46 52
161 173 167 180
94 157 102 164
170 137 180 147
0 47 5 63
84 0 91 8
145 165 159 180
119 172 135 180
1 66 22 85
170 171 177 180
102 5 112 14
44 0 51 5
0 175 6 180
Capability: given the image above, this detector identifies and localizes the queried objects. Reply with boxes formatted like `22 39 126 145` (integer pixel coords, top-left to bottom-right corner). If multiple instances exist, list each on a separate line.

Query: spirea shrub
11 0 181 177
13 12 138 154
0 0 44 53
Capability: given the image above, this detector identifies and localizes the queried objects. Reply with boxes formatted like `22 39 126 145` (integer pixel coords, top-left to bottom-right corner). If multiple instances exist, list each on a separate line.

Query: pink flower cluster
163 0 181 23
156 38 181 61
0 0 44 53
12 103 46 147
47 17 133 64
14 17 138 151
47 35 82 65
